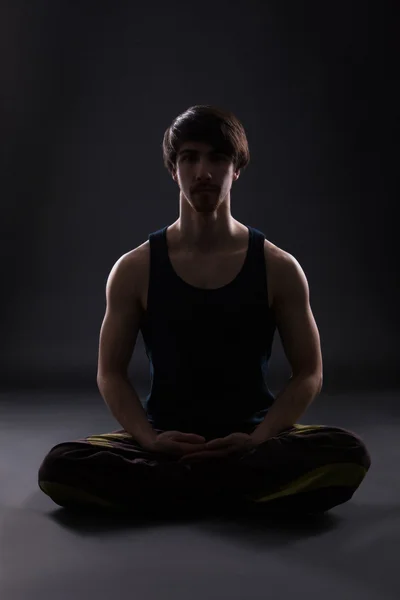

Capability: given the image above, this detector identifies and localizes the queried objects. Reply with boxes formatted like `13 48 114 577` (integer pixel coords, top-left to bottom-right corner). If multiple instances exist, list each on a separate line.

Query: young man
38 105 371 518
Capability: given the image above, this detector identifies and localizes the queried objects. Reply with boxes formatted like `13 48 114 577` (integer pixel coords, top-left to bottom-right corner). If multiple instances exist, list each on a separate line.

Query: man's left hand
178 432 258 462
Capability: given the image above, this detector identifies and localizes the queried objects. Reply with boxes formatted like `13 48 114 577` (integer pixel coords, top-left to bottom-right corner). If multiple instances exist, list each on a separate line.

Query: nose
195 172 212 186
194 157 213 177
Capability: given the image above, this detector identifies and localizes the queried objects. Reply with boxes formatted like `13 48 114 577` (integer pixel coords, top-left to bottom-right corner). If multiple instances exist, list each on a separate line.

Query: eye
180 153 227 163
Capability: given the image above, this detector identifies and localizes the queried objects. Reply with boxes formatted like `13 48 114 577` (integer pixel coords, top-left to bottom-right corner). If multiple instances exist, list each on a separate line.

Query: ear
233 170 240 182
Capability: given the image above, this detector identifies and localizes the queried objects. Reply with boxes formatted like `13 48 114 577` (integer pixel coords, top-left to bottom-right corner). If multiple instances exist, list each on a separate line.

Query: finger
184 442 248 460
206 433 245 448
181 444 207 454
180 449 234 462
185 433 206 442
174 433 206 443
206 438 232 449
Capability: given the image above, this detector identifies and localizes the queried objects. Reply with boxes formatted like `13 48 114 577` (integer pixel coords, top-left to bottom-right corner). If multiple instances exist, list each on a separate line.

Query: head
162 105 250 213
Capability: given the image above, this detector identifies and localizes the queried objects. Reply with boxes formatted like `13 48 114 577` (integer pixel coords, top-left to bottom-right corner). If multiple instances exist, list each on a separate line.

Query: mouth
195 188 217 193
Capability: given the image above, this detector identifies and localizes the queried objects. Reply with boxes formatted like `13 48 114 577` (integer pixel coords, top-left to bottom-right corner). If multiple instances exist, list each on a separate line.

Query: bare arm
272 252 323 381
252 252 323 442
96 252 157 446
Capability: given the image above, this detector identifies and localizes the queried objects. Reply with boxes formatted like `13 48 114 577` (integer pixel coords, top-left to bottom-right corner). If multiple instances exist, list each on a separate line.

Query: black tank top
139 224 277 440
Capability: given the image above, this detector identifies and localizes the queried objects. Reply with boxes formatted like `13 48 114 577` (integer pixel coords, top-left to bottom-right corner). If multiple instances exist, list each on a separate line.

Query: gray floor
1 390 399 600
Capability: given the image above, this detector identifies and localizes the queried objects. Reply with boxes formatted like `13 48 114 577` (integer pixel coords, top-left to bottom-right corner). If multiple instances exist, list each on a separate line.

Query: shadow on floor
45 499 341 537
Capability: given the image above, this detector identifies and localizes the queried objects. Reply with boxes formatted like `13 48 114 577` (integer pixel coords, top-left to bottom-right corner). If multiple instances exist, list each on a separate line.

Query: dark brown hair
162 105 250 176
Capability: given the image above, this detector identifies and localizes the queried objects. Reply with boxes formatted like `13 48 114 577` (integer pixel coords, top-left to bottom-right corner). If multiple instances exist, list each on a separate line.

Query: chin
193 201 220 212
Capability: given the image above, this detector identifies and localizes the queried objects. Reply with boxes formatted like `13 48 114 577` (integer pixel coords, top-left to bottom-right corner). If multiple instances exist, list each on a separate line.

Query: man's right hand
141 431 207 457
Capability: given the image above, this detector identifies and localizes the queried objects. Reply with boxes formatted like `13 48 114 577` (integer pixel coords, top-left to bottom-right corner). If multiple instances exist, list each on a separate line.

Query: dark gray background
1 0 398 396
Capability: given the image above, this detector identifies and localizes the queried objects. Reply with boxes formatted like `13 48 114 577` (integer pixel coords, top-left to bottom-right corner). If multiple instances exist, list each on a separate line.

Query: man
38 105 371 518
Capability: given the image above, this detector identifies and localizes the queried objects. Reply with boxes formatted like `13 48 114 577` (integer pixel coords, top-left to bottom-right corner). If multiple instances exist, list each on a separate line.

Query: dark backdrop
1 0 398 397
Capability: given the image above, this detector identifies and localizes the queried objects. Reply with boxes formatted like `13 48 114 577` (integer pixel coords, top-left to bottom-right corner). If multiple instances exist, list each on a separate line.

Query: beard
189 189 222 213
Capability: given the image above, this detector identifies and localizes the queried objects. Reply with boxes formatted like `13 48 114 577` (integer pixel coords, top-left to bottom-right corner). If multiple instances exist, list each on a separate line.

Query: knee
358 438 372 471
338 428 372 471
38 443 72 484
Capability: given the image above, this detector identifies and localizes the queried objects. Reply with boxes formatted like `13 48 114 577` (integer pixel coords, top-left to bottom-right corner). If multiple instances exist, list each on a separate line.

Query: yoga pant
38 423 371 518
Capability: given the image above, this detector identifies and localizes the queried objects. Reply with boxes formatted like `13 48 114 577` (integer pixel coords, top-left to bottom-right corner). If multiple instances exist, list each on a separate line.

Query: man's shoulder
262 238 294 275
263 238 304 305
111 240 150 298
120 239 150 271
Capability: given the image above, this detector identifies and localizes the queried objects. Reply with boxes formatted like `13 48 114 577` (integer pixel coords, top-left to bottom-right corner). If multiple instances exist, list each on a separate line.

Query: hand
142 430 208 457
178 432 257 463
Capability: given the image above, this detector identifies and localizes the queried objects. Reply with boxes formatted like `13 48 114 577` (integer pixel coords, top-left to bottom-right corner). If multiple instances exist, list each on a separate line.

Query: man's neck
169 217 245 254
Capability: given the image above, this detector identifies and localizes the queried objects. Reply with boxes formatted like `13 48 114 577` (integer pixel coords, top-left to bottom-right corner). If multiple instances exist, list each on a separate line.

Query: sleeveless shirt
139 224 277 440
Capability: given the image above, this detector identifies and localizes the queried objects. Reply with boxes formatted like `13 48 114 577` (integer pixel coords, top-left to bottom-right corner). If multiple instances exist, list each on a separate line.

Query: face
172 141 240 213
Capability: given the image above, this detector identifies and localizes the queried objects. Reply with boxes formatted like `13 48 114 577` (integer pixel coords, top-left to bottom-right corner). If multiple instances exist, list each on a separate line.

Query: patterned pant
38 423 371 518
